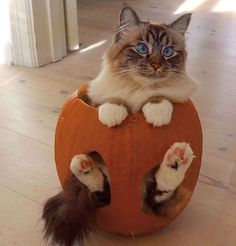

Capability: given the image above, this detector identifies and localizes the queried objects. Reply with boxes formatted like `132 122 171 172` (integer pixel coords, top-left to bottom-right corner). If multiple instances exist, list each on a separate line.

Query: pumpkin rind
55 84 202 235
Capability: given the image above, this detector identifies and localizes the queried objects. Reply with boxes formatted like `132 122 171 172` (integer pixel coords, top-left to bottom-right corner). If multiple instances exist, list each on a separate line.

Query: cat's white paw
70 154 94 175
163 142 195 170
155 142 195 191
99 103 128 127
70 154 104 192
142 100 173 127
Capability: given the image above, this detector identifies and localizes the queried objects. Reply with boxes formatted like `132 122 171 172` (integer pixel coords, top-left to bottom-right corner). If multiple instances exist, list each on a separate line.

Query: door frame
64 0 79 51
9 0 79 67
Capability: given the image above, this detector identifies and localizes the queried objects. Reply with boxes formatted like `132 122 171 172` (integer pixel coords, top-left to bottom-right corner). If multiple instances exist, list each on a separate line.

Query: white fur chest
123 88 156 112
88 77 161 113
88 68 195 112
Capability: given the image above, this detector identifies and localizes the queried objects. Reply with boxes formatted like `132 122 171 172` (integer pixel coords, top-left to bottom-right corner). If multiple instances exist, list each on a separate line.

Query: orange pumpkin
55 84 202 236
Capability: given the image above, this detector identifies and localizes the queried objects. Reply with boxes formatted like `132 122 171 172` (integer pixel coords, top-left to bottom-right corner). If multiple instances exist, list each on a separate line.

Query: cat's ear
169 13 192 35
120 6 140 27
115 6 140 42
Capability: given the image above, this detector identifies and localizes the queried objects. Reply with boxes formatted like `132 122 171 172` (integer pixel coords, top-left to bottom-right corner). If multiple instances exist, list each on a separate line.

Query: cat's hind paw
70 154 94 176
163 142 195 170
155 142 195 191
70 154 104 192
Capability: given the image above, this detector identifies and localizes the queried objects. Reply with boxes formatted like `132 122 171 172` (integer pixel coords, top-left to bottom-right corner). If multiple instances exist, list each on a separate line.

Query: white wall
0 0 12 65
9 0 67 67
1 0 79 67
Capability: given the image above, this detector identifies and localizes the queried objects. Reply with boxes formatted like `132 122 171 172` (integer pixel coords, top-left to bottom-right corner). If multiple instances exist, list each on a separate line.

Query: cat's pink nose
151 63 161 70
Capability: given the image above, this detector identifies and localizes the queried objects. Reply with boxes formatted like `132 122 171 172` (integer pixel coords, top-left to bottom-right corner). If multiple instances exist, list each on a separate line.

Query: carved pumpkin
55 84 202 235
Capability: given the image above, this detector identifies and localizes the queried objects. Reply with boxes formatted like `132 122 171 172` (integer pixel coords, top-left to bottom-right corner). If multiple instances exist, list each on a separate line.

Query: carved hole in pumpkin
141 165 161 216
77 88 94 108
87 151 111 208
141 164 191 217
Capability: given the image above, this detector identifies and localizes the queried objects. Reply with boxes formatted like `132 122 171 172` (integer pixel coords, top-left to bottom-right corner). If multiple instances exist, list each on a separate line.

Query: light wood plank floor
0 0 236 245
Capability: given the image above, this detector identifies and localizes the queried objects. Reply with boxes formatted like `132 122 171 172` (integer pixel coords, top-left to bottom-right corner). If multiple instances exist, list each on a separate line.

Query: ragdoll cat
42 6 196 246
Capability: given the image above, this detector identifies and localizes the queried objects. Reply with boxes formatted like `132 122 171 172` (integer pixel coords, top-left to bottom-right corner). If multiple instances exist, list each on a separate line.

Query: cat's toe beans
70 154 93 175
99 103 128 127
165 142 194 168
142 100 173 127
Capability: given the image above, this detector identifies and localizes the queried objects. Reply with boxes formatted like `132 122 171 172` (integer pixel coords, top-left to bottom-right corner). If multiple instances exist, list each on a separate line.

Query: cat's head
105 6 192 85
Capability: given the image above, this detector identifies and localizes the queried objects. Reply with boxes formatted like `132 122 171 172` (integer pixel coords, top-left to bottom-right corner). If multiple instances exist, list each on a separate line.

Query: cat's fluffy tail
42 175 96 246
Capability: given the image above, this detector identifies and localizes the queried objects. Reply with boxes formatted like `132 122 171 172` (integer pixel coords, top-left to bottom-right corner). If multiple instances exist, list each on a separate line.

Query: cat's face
105 7 191 84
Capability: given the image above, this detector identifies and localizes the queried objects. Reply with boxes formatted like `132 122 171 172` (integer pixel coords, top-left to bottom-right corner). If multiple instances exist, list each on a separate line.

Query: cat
42 6 196 246
88 6 196 127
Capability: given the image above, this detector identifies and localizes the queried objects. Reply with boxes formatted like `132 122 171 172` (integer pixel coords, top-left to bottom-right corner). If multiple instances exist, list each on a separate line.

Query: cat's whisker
154 81 169 88
170 75 187 84
167 75 183 84
129 83 144 92
169 70 186 78
111 67 138 78
169 73 186 80
168 71 188 84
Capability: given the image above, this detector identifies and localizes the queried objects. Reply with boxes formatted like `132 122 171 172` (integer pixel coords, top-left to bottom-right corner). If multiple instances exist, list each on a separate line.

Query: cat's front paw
99 103 128 127
142 100 173 127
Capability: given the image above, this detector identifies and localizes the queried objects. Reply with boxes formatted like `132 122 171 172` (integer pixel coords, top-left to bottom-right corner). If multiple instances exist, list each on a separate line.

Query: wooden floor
1 0 236 245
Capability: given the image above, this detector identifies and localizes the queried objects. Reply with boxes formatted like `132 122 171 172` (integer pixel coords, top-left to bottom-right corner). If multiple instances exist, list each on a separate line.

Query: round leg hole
87 151 111 207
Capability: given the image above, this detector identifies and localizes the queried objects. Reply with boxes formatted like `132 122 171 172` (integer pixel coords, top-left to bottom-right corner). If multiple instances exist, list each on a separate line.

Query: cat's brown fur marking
42 175 96 246
153 186 192 218
141 163 191 218
106 20 188 82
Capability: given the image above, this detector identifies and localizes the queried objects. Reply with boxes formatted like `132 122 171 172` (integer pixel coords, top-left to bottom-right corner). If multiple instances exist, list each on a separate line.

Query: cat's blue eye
136 43 149 54
162 47 174 57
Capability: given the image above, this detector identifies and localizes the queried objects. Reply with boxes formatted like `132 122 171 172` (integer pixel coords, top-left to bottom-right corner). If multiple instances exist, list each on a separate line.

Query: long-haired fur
152 186 191 218
42 6 195 245
42 175 97 246
88 7 196 112
142 166 191 218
